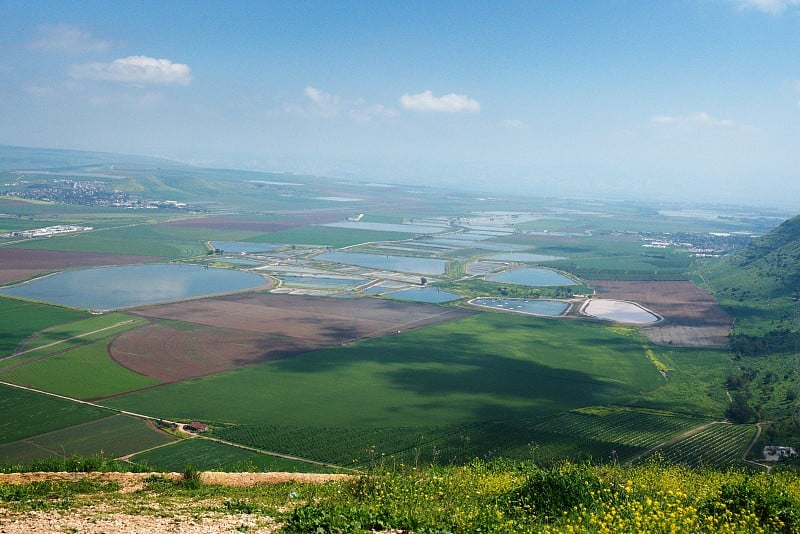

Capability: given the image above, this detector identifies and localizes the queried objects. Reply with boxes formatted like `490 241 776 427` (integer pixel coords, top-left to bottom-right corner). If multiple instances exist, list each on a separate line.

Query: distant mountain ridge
0 144 187 171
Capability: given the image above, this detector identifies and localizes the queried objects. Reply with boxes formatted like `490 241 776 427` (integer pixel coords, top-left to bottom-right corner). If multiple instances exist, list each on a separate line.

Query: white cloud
399 91 481 113
731 0 800 14
30 24 110 54
304 86 337 106
651 112 735 127
71 56 192 86
498 119 526 129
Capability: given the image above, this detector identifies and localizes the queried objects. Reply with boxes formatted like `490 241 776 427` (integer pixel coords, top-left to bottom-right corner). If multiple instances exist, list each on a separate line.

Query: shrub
181 463 202 489
506 463 612 520
700 477 800 533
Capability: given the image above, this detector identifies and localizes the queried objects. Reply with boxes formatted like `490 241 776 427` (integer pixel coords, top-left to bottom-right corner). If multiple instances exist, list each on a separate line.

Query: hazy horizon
2 1 799 208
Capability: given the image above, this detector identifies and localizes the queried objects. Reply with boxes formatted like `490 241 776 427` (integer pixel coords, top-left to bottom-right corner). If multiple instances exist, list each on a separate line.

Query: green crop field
0 383 112 444
0 297 88 356
104 314 665 426
96 313 691 465
250 225 416 248
0 415 176 464
13 223 207 259
1 313 147 369
131 438 337 473
644 422 757 468
212 407 707 467
0 336 160 399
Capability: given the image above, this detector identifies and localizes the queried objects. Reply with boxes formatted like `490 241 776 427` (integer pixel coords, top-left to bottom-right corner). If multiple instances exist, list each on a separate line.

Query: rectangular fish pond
486 267 576 286
470 297 569 316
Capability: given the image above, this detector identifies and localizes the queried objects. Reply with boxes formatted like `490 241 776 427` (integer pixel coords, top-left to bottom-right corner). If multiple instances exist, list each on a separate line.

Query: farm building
184 422 208 432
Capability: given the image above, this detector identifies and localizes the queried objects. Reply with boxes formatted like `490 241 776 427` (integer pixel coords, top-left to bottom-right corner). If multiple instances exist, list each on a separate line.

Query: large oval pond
471 297 569 316
582 299 660 324
0 264 267 310
487 268 576 286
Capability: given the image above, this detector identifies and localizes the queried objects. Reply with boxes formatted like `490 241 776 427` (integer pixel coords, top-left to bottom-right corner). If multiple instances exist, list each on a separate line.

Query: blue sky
1 1 799 207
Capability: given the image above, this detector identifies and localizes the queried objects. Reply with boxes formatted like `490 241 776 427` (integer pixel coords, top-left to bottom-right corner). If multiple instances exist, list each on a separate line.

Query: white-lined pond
582 299 660 324
471 297 569 316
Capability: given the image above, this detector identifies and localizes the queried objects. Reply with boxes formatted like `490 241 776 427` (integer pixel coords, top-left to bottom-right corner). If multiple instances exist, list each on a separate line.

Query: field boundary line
2 319 140 362
0 380 346 471
118 438 182 462
197 435 352 471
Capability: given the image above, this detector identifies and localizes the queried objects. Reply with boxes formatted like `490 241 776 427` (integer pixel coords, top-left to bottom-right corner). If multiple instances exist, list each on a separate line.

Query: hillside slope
701 214 800 346
697 214 800 442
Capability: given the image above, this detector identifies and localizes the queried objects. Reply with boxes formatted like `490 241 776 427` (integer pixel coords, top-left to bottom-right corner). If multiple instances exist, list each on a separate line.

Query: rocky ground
0 471 350 533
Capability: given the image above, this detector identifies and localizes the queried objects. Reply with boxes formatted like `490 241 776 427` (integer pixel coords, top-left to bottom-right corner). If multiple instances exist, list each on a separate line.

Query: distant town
2 175 188 210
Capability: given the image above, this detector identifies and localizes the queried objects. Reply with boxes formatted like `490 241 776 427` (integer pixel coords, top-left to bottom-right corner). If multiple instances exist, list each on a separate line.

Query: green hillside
697 214 800 446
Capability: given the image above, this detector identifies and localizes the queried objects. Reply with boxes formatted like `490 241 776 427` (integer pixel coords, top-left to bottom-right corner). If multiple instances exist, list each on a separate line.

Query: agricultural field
9 313 145 356
0 383 112 444
2 146 791 471
12 223 208 259
212 407 708 467
0 415 176 464
642 422 757 468
163 212 351 233
130 438 337 473
116 292 474 381
250 225 417 248
0 297 88 356
99 313 688 466
0 320 159 400
590 280 733 347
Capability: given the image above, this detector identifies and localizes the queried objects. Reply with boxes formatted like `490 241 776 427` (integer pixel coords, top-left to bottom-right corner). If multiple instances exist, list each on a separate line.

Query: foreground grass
2 460 800 532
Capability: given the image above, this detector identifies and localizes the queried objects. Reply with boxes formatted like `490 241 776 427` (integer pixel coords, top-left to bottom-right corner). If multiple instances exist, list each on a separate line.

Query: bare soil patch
0 248 157 285
117 294 474 381
111 323 311 381
0 471 350 534
589 280 732 348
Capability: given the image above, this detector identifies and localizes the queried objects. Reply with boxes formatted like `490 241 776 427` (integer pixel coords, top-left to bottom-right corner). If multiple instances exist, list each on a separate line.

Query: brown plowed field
115 293 474 381
0 248 157 285
589 280 732 348
111 323 315 381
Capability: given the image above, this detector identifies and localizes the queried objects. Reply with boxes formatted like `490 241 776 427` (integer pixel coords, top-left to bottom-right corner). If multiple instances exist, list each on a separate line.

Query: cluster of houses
763 445 797 462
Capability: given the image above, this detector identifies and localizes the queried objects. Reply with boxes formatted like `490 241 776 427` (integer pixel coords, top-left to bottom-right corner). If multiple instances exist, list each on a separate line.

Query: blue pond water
279 275 365 289
487 268 576 286
0 263 266 310
486 252 563 262
472 298 569 316
210 241 280 253
386 287 461 303
316 251 448 275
